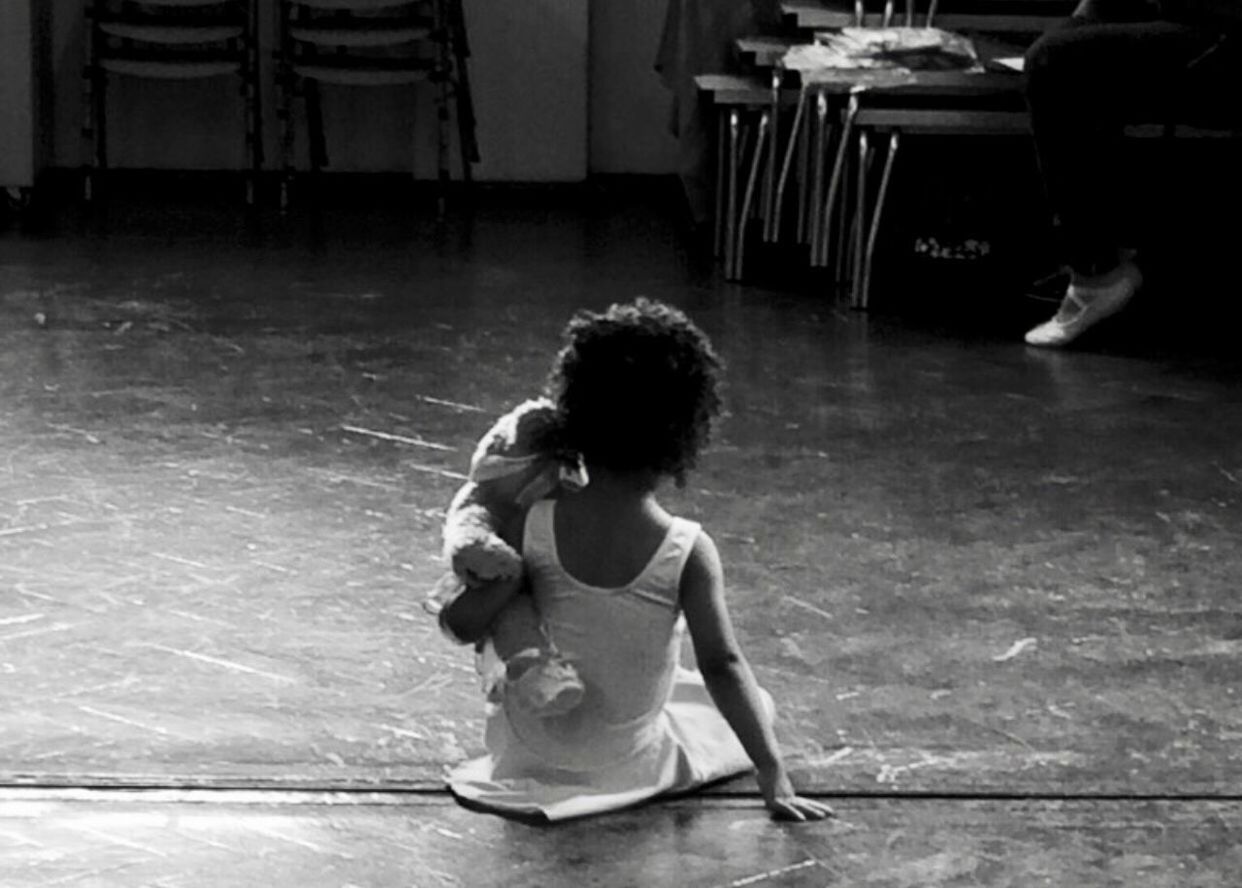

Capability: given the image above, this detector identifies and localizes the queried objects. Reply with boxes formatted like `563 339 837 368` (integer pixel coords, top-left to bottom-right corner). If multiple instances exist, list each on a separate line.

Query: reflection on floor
1 182 1239 885
2 789 1240 888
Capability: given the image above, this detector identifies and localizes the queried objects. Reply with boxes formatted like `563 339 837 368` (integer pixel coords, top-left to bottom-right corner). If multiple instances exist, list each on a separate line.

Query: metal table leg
723 110 741 278
795 89 813 245
860 130 901 309
735 111 770 280
762 70 781 242
808 91 829 266
714 110 727 258
819 92 859 272
772 87 808 245
834 156 851 288
851 129 870 307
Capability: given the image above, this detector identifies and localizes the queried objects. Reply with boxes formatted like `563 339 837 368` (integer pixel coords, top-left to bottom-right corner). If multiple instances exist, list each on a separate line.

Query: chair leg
882 0 895 27
453 61 477 187
714 110 727 258
851 129 871 308
246 3 263 206
860 131 901 310
276 0 293 210
794 90 814 244
432 0 454 214
723 110 742 279
94 68 108 189
808 91 829 266
735 111 769 280
243 69 257 206
761 70 781 242
82 0 101 202
834 131 854 289
447 0 479 174
278 71 296 211
454 78 477 189
835 165 851 288
819 93 859 271
772 86 807 245
434 77 450 208
435 73 453 215
81 69 97 201
306 81 327 174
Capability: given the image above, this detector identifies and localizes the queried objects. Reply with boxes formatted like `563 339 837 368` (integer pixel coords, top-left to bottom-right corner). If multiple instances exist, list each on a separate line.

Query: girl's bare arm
680 531 833 822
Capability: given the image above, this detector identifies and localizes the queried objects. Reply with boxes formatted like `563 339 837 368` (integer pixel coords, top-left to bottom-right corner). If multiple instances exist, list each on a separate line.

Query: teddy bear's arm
439 573 525 645
443 480 524 584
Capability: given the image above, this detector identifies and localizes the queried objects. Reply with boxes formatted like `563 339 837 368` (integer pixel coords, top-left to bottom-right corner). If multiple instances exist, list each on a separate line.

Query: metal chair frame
275 0 478 212
82 0 264 204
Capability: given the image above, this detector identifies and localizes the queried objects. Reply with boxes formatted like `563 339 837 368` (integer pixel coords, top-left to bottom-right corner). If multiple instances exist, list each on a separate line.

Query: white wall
0 0 38 188
34 0 678 182
466 0 589 181
588 0 679 174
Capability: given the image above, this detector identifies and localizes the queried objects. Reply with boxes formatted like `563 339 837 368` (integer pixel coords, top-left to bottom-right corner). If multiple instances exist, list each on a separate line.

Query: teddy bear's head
468 399 586 506
468 398 563 481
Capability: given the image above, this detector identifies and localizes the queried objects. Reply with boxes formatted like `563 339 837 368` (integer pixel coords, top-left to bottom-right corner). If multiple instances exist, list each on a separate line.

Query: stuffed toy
428 398 586 717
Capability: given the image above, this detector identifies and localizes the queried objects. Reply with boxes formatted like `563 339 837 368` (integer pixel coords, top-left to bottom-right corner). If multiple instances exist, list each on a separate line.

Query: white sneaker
1024 261 1142 348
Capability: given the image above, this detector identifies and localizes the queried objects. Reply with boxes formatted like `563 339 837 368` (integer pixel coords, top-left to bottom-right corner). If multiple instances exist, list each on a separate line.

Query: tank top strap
521 498 557 565
523 500 700 607
629 516 701 609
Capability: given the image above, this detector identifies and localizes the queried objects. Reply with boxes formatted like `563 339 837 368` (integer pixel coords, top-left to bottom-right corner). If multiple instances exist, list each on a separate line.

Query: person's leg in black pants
1022 0 1233 346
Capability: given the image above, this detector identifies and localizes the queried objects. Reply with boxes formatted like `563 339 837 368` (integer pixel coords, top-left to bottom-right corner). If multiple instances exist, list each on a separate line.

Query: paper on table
783 27 982 76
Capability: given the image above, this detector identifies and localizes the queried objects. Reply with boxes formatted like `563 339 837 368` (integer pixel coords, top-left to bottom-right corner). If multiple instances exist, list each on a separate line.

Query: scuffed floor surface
1 790 1239 887
1 186 1240 884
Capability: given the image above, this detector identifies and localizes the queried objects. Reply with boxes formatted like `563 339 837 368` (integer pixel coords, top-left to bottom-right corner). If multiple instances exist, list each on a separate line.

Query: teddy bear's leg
484 587 585 717
486 590 548 662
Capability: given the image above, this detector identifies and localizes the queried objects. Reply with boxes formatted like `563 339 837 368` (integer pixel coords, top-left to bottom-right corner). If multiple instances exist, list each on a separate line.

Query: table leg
860 131 901 309
735 111 770 279
723 110 741 278
773 87 808 245
820 93 859 271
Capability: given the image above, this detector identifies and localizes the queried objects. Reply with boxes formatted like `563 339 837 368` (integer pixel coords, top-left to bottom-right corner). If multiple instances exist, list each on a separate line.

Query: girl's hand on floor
757 767 835 822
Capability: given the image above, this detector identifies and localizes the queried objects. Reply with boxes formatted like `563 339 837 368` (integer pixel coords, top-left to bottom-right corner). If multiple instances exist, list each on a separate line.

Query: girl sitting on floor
442 297 832 823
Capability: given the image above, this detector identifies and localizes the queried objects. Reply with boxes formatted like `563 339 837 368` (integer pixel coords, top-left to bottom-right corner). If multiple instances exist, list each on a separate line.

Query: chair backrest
88 0 257 62
855 0 940 29
279 0 436 60
276 0 444 87
289 0 425 9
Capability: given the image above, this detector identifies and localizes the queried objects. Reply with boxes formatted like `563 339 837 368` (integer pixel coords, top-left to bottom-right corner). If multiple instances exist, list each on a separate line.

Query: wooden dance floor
0 185 1239 885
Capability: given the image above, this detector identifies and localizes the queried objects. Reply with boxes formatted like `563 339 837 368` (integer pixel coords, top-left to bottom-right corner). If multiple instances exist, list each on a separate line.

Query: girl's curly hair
546 298 723 487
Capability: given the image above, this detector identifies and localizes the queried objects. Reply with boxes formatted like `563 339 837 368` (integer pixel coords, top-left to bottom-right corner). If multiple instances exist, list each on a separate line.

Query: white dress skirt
447 499 769 821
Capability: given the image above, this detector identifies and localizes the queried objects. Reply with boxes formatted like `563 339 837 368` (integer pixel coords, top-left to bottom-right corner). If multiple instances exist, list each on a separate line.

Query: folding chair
82 0 263 203
275 0 478 212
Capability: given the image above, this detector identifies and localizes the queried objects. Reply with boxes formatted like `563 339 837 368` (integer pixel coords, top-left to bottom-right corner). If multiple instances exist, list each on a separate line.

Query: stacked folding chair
82 0 263 203
274 0 479 212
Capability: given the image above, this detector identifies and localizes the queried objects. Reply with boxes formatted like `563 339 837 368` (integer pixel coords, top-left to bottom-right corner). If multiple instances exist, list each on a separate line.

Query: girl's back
550 480 671 589
513 497 696 772
451 494 760 820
